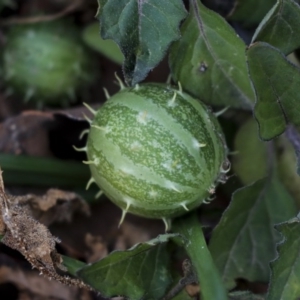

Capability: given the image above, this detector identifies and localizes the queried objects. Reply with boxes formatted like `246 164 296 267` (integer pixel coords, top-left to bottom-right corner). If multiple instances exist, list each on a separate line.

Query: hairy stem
172 212 228 300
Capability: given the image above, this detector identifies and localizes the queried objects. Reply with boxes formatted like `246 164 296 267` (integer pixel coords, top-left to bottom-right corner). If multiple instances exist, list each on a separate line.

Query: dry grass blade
0 0 83 26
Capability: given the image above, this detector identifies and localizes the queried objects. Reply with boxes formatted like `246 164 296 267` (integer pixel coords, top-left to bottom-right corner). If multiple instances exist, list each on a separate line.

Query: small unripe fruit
232 118 300 208
0 0 14 12
1 20 97 105
275 134 300 208
84 83 228 227
232 117 268 185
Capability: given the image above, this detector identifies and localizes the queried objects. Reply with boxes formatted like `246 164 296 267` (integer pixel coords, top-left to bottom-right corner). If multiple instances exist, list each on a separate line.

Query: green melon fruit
1 20 97 106
232 117 268 185
0 0 15 12
84 83 228 228
275 134 300 208
232 117 300 208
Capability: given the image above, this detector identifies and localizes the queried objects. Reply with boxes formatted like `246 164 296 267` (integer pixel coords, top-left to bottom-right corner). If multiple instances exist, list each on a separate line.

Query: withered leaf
12 188 90 226
0 254 92 300
0 170 91 290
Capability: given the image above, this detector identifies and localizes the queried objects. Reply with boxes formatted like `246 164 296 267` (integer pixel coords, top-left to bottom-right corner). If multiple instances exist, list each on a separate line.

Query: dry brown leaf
84 233 108 263
0 111 54 156
0 108 91 158
52 104 99 121
0 170 91 290
0 259 92 300
11 188 90 226
185 284 200 298
113 221 152 251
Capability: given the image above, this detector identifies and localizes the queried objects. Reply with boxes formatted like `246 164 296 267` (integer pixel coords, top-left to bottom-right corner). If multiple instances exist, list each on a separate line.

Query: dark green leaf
62 255 86 277
267 217 300 300
77 234 181 300
169 0 255 109
0 153 90 188
97 0 187 86
229 0 276 27
209 176 297 289
229 290 266 300
252 0 300 55
82 22 124 65
247 42 300 140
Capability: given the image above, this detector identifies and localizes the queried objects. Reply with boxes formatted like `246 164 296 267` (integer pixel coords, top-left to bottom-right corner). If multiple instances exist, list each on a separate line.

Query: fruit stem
172 212 228 300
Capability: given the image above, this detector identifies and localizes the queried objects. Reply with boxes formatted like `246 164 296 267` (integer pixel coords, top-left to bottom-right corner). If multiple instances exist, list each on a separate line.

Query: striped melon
85 83 228 227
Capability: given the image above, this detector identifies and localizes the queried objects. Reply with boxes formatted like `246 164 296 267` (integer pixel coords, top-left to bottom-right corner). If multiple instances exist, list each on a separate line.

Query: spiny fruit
82 82 229 229
1 20 97 106
0 0 14 12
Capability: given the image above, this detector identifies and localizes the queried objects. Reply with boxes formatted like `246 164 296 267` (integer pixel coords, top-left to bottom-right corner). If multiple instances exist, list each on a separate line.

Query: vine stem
172 212 228 300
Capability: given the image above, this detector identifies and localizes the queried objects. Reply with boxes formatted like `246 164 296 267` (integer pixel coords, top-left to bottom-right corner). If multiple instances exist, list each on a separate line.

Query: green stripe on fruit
85 83 228 227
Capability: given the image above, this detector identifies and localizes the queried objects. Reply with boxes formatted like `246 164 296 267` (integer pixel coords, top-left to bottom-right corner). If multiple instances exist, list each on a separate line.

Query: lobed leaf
97 0 187 86
77 234 181 300
209 176 297 289
267 217 300 300
247 42 300 140
252 0 300 55
169 0 255 109
229 0 276 27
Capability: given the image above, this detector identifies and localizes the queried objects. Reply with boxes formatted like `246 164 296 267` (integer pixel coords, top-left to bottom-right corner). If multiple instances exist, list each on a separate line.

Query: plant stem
172 212 228 300
0 153 89 187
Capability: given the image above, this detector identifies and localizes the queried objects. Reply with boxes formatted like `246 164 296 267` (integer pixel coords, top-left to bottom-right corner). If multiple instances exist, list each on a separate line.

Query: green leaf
62 255 86 277
229 290 266 300
82 22 124 65
97 0 187 86
267 217 300 300
169 0 255 109
0 153 90 188
209 176 297 289
252 0 300 55
229 0 276 27
77 233 180 300
247 42 300 140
